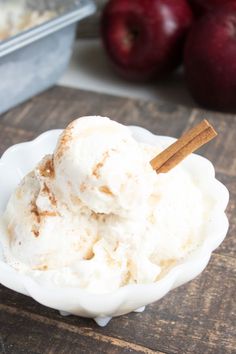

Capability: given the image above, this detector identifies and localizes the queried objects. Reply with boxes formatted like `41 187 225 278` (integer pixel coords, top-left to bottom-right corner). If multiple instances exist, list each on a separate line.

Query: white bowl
0 126 229 326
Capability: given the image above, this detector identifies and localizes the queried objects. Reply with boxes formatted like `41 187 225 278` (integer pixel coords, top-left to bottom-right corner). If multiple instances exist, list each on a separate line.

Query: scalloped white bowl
0 126 229 326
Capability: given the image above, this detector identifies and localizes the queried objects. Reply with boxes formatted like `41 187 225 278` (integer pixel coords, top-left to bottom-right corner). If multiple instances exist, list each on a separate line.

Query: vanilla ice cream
53 117 155 215
1 116 205 293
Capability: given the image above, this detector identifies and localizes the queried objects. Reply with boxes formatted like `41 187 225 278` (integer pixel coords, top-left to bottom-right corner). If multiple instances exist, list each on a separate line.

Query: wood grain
0 86 235 354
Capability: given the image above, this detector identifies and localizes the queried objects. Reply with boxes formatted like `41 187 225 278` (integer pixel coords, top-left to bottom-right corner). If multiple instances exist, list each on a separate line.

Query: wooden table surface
0 87 235 354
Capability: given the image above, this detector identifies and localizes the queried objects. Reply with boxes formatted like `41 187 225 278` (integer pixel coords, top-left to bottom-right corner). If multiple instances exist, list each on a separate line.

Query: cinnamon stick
150 120 217 173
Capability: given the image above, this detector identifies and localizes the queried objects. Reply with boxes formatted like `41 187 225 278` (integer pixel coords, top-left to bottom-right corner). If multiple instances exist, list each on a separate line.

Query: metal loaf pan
0 0 96 115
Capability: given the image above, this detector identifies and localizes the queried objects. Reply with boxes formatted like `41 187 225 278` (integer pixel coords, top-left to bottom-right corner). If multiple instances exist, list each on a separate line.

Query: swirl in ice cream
1 116 205 293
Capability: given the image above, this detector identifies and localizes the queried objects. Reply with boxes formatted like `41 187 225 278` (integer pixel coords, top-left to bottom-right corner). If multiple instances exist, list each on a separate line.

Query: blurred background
62 0 195 107
1 0 235 114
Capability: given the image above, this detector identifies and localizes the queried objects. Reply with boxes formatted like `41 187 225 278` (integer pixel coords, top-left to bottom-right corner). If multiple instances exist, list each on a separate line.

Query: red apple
188 0 236 16
101 0 193 81
184 4 236 112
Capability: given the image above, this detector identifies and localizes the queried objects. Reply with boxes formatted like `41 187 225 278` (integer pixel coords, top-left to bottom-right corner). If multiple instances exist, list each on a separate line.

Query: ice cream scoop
53 116 156 215
2 155 98 271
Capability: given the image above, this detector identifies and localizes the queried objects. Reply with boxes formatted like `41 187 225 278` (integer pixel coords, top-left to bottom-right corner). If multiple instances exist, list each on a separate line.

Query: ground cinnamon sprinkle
99 185 113 195
91 211 106 221
159 258 177 268
31 201 41 223
42 183 50 194
92 151 109 178
40 210 58 217
7 224 14 243
83 249 94 260
55 123 74 160
39 157 55 178
92 162 104 178
41 210 58 217
42 183 57 206
34 264 48 270
32 228 40 238
30 200 58 225
80 183 87 192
